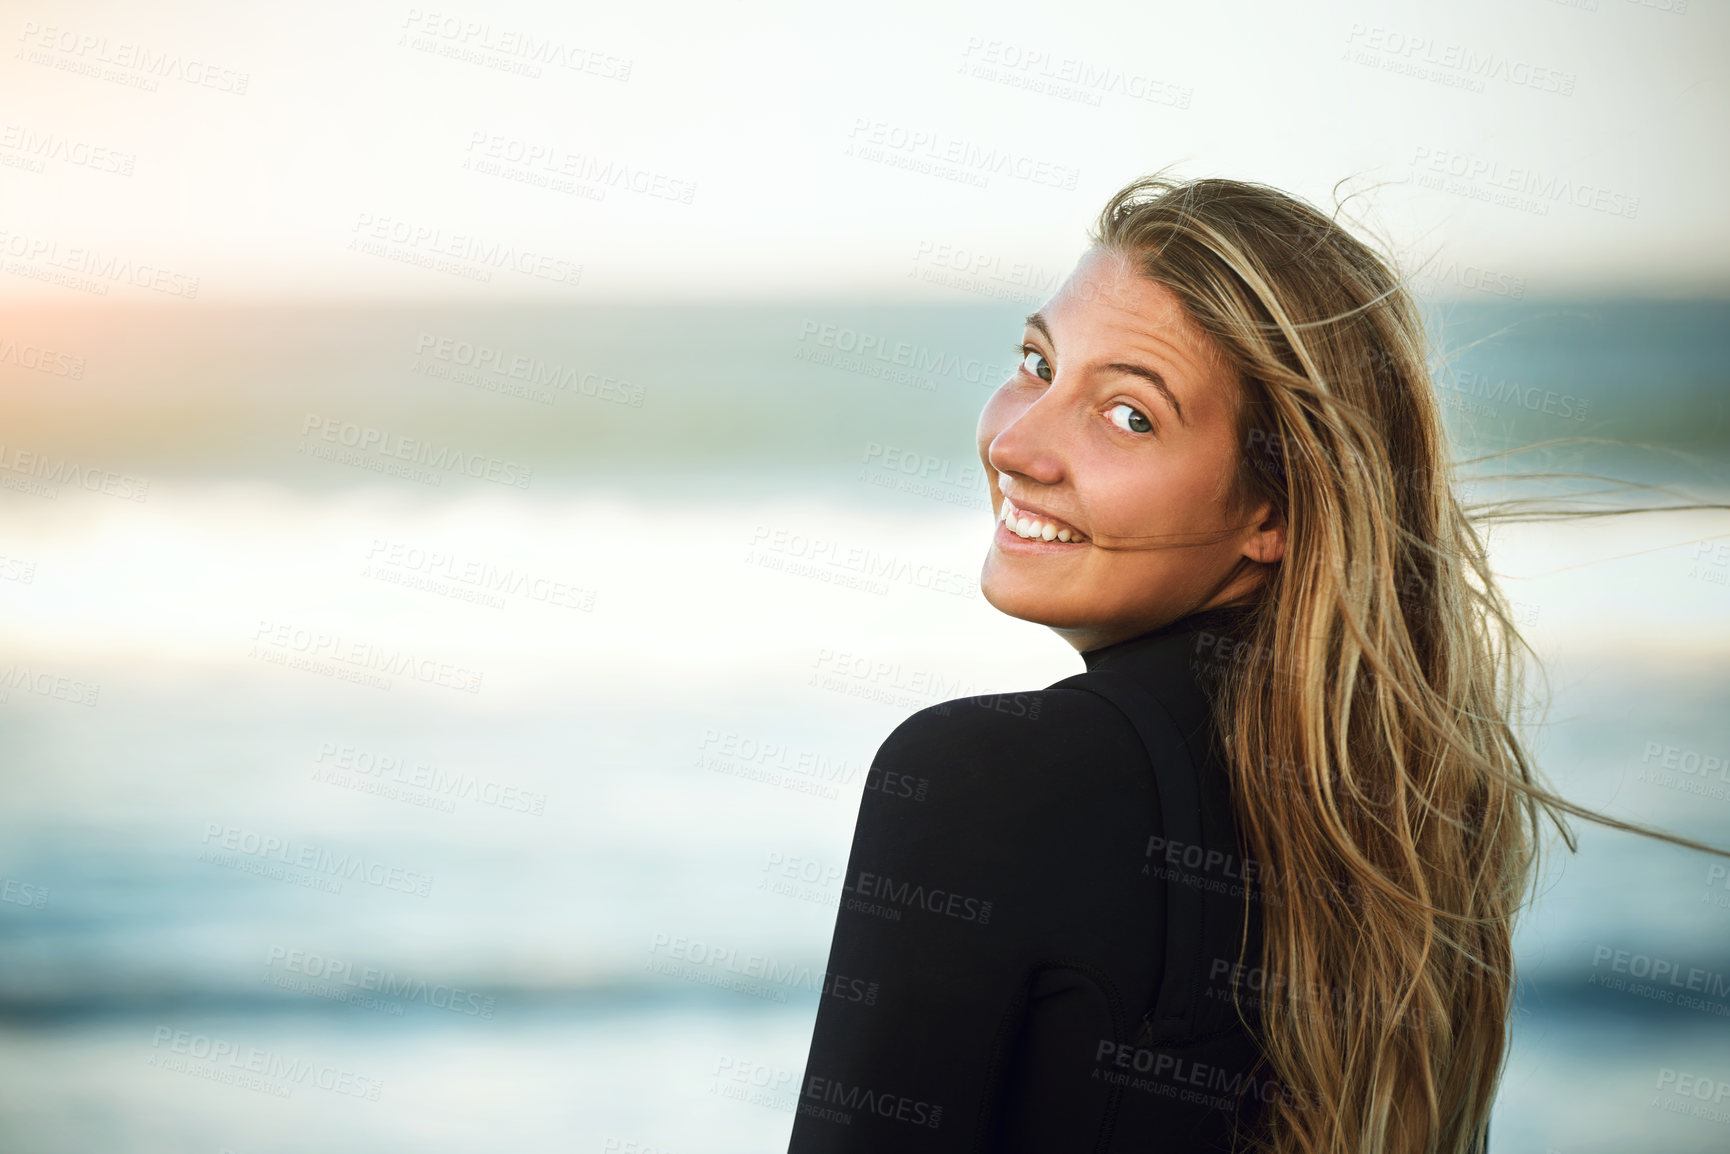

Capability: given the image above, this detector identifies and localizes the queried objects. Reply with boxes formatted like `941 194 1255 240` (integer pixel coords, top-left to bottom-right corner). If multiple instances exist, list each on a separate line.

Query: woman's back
789 604 1272 1152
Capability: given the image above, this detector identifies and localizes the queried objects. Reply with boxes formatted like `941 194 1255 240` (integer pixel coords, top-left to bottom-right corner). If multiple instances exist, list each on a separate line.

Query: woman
787 174 1721 1153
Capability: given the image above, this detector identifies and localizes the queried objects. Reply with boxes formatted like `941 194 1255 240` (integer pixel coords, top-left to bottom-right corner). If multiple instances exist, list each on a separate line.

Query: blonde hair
1087 172 1728 1153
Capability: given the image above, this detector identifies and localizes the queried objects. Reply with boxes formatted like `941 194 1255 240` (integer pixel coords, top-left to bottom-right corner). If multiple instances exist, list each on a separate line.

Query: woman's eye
1106 403 1153 435
1020 348 1053 382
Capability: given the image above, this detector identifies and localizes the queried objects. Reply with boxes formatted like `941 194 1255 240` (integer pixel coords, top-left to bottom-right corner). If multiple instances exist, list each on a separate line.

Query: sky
1 0 1726 302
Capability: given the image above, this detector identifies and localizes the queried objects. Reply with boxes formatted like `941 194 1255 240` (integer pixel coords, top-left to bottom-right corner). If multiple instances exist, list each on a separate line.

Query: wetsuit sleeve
787 688 1167 1153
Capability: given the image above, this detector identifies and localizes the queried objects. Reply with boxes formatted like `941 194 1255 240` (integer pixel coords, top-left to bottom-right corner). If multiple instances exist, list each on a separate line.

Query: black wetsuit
788 604 1277 1153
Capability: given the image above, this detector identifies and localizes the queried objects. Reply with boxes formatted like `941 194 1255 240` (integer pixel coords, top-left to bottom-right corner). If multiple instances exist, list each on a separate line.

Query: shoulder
877 685 1131 756
866 686 1155 813
845 685 1178 934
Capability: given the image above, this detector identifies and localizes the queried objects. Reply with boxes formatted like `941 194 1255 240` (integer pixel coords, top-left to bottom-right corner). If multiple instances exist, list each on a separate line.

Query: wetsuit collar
1079 603 1257 673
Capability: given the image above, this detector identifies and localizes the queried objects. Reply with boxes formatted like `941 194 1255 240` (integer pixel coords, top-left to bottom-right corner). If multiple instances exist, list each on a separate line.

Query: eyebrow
1024 311 1188 428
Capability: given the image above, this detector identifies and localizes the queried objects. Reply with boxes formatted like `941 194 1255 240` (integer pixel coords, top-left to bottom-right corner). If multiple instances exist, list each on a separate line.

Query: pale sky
2 0 1726 302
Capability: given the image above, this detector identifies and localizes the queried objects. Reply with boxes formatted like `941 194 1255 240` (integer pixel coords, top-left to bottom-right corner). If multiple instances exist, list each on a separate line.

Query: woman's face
976 247 1285 653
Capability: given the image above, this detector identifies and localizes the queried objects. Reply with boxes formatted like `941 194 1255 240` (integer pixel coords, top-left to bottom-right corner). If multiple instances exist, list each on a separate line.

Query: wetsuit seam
974 965 1037 1153
1061 673 1216 1045
973 958 1130 1154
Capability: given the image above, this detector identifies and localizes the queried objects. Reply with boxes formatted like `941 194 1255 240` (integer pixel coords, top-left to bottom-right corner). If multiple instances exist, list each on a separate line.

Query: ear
1241 501 1286 565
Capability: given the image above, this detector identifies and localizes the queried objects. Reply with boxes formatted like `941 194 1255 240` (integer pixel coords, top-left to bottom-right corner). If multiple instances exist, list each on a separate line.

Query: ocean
0 297 1727 1152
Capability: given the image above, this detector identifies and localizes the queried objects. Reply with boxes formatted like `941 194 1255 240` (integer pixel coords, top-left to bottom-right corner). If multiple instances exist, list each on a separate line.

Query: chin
980 574 1090 630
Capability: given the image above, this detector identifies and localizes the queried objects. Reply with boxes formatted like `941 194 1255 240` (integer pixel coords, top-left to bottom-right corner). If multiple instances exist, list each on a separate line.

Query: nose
985 390 1067 489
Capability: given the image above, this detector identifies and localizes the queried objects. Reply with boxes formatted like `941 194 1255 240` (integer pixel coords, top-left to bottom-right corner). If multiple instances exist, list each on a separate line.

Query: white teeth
998 497 1085 543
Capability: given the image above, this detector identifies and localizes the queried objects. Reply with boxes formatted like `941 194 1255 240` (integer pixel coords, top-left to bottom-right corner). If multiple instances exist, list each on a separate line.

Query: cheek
1093 453 1226 536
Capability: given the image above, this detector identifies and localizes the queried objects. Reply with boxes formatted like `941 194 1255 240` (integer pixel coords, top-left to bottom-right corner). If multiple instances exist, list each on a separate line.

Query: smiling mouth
998 496 1089 544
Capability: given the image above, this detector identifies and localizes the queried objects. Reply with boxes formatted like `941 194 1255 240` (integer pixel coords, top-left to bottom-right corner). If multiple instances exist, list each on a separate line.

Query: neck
1058 599 1257 655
